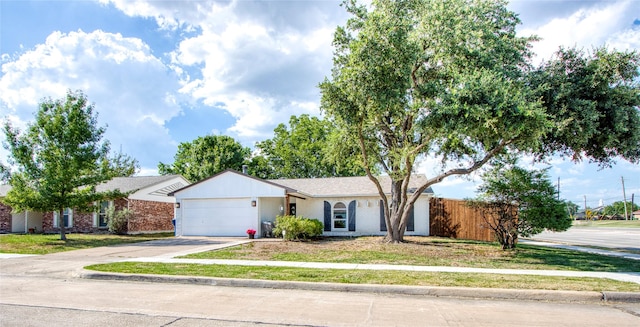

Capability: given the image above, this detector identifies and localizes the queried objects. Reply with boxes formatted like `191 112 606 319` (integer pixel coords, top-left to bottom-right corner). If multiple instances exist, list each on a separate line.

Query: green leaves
158 135 250 182
531 47 640 166
321 0 547 180
255 114 366 179
475 164 572 241
2 90 138 238
317 0 640 242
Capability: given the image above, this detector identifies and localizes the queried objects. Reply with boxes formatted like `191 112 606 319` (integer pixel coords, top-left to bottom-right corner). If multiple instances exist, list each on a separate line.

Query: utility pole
632 193 635 220
622 176 628 220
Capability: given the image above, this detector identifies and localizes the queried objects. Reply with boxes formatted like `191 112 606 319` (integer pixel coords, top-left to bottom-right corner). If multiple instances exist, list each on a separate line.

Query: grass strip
0 233 174 255
85 261 640 292
573 220 640 228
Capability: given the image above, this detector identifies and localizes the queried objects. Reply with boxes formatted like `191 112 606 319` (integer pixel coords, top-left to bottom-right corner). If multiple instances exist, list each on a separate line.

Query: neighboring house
633 210 640 220
171 169 434 237
0 175 190 234
1 184 44 233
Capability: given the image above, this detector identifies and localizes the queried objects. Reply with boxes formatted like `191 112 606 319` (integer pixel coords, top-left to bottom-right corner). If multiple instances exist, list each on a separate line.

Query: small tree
469 164 572 249
2 90 138 240
106 206 132 235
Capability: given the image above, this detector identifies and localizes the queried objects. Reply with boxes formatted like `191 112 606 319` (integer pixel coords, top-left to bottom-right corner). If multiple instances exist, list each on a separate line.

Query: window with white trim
54 208 73 228
94 201 112 228
333 202 347 230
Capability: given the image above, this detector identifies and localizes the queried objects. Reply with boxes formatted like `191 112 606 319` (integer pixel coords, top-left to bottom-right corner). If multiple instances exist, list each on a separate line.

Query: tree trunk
58 208 67 241
384 179 411 243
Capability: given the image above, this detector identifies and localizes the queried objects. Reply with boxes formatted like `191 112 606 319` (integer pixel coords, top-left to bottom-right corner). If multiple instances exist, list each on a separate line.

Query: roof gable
170 169 293 198
96 175 186 194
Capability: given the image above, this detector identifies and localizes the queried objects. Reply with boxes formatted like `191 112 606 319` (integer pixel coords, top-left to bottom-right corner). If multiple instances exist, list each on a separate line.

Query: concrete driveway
530 227 640 251
0 237 248 278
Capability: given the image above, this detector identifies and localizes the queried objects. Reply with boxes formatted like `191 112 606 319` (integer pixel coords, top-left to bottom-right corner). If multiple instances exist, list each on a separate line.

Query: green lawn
85 236 640 292
181 237 640 272
0 233 174 254
85 261 640 292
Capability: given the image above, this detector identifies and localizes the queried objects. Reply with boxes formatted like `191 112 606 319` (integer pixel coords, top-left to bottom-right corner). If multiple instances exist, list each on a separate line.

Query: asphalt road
530 227 640 251
1 237 639 326
1 275 639 327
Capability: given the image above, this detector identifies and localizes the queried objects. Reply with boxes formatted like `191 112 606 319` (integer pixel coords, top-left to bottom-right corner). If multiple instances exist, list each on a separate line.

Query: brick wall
30 198 175 234
0 203 12 233
127 199 174 233
42 211 97 234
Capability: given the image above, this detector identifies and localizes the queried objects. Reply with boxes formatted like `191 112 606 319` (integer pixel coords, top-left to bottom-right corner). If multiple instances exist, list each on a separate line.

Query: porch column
285 194 290 215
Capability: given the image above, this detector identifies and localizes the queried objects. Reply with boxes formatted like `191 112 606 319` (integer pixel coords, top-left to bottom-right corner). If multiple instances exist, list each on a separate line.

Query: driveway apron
0 237 247 278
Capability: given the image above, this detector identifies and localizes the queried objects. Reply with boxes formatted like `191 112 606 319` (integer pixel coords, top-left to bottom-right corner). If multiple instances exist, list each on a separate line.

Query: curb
78 270 640 304
602 291 640 303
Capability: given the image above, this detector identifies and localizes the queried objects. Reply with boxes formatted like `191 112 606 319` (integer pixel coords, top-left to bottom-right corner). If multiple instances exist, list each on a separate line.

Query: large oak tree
3 90 138 240
319 0 640 243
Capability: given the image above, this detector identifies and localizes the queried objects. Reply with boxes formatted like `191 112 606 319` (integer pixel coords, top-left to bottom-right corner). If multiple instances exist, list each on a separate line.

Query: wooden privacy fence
429 198 495 242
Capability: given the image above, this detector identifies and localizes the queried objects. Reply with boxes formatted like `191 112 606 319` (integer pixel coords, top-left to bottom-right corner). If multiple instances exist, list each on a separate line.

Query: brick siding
41 198 175 234
0 203 12 233
127 200 174 233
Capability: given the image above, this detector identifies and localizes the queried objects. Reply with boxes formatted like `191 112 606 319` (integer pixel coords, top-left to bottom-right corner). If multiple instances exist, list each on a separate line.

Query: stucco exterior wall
293 196 430 236
259 197 284 224
9 211 44 233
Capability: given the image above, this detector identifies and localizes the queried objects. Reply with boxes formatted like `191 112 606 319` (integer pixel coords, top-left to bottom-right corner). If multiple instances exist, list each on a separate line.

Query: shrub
106 206 132 235
273 215 323 241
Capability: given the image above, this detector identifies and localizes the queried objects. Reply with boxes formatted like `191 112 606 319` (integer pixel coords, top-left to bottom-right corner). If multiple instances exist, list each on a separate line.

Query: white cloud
0 29 183 171
98 0 218 30
102 0 346 141
517 0 639 62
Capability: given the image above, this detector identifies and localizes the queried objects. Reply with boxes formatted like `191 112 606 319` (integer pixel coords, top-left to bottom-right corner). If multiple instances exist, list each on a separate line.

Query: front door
289 203 297 216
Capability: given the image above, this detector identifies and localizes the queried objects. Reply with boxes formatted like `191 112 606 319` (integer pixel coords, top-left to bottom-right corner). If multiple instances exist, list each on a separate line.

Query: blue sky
1 0 638 209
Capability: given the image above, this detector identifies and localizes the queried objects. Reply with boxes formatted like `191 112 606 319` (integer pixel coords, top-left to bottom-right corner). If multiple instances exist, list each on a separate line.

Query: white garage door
181 198 255 236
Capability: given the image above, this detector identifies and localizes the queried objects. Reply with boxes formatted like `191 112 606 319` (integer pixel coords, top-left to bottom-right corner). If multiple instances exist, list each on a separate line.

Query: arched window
333 202 347 229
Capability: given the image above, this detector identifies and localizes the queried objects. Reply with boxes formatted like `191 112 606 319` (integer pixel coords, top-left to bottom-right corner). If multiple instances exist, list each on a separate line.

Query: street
530 227 640 251
1 275 639 327
0 237 639 326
